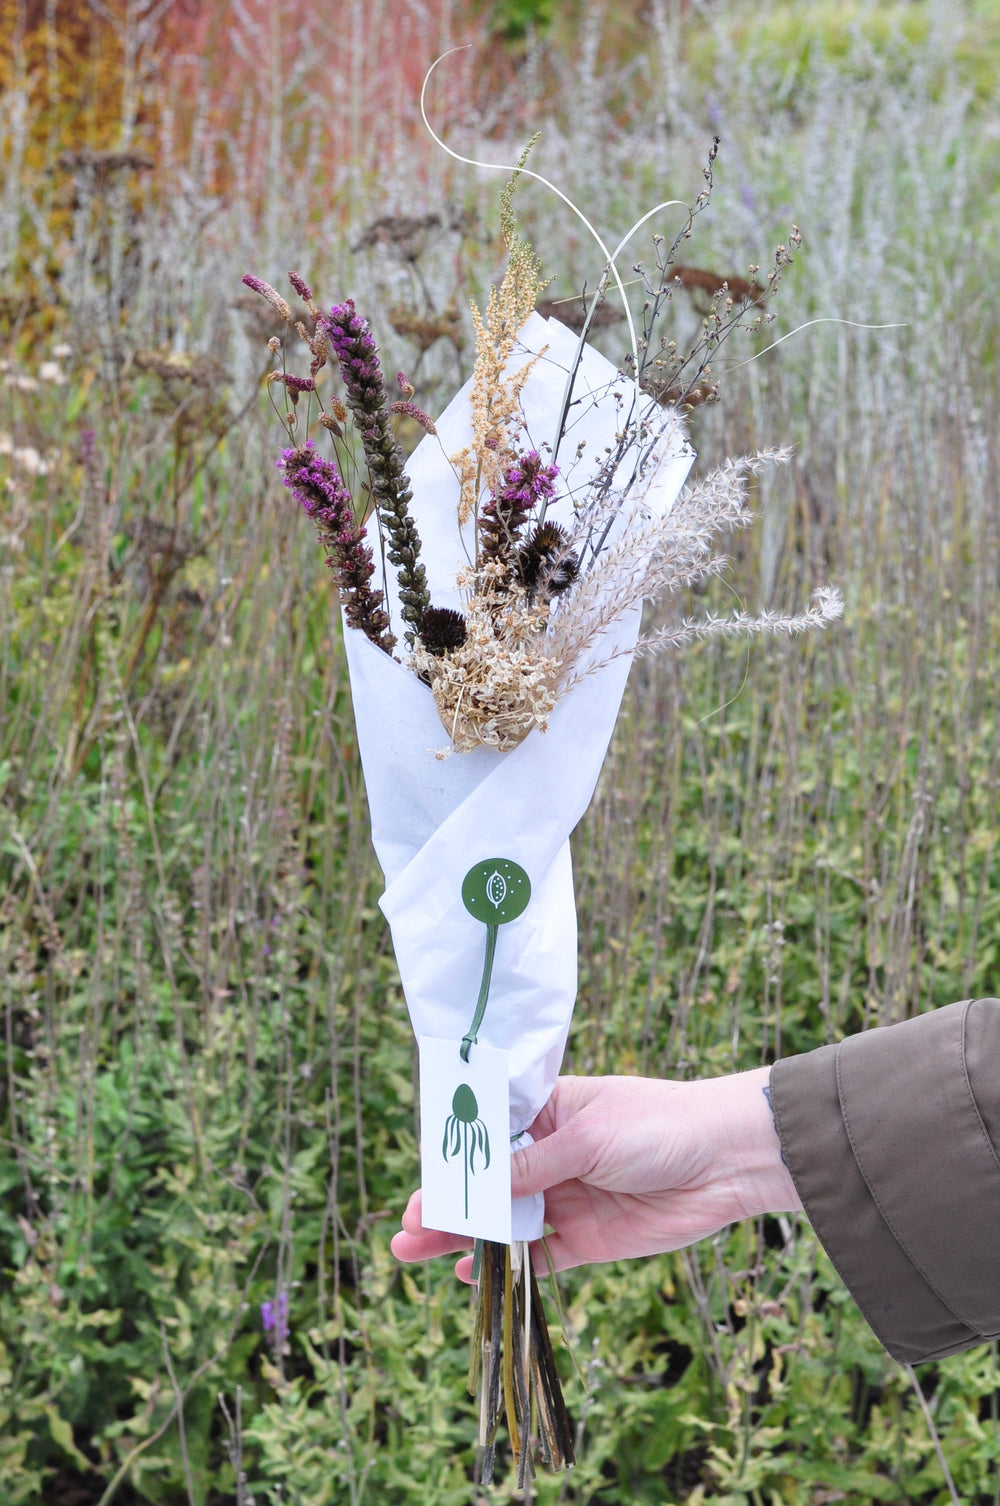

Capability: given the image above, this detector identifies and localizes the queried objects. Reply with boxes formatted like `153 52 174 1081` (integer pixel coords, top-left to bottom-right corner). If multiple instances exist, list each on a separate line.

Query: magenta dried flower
277 440 349 523
388 399 436 435
288 270 314 303
479 451 559 574
322 300 430 643
278 440 395 652
270 373 316 404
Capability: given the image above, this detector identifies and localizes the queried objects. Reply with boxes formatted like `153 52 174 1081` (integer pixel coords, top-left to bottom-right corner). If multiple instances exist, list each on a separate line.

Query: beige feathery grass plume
450 145 550 527
544 449 787 676
546 448 843 695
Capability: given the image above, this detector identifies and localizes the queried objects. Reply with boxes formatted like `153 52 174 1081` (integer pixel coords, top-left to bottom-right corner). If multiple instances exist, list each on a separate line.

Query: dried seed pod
388 399 436 435
418 606 467 656
517 522 579 600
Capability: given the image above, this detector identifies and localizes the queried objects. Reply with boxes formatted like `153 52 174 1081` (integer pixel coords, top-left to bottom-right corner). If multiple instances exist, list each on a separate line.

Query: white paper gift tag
419 1036 512 1245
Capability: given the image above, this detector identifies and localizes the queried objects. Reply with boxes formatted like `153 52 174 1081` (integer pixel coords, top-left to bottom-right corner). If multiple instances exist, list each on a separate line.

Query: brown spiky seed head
518 522 579 598
418 606 468 656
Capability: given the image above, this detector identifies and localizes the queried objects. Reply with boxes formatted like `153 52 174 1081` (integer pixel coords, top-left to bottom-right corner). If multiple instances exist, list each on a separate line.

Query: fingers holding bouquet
392 1069 802 1278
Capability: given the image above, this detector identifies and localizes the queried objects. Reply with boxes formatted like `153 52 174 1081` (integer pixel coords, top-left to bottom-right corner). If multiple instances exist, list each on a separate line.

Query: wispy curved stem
421 51 692 461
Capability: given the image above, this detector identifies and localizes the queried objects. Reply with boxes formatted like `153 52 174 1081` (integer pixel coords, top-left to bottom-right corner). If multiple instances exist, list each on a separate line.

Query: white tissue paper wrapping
342 315 693 1239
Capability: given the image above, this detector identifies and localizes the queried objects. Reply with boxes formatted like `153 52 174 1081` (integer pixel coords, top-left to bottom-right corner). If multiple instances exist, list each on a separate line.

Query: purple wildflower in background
322 300 429 643
260 1290 290 1347
278 440 395 652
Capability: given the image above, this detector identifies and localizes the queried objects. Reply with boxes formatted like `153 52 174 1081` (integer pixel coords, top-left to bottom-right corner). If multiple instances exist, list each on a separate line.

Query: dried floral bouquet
244 156 841 1486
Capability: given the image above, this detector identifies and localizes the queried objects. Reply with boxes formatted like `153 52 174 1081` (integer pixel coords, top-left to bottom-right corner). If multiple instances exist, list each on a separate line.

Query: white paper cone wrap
345 610 638 1134
341 317 694 1240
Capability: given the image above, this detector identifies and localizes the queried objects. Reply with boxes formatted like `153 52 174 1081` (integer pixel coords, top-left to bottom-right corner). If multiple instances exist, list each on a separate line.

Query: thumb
510 1124 588 1200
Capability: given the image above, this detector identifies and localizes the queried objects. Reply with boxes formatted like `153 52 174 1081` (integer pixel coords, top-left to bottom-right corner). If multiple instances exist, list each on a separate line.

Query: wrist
711 1066 803 1220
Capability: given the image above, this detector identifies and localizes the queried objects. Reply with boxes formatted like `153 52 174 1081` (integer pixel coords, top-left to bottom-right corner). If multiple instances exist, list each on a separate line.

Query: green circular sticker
462 859 531 925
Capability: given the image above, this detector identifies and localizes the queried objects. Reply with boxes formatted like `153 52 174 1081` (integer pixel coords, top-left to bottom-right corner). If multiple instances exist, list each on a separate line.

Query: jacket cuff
770 999 1000 1364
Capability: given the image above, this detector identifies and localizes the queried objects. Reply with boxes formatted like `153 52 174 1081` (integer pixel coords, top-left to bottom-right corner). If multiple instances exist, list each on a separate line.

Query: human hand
390 1066 802 1279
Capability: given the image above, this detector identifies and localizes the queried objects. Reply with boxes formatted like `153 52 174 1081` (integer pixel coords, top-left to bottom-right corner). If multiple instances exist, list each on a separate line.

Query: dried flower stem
323 299 430 644
450 159 549 527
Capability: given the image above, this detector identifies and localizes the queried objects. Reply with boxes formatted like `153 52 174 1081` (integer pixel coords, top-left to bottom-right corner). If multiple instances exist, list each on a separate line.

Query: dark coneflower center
418 606 468 656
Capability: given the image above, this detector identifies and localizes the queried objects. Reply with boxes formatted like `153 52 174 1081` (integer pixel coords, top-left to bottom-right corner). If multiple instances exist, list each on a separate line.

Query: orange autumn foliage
0 0 491 333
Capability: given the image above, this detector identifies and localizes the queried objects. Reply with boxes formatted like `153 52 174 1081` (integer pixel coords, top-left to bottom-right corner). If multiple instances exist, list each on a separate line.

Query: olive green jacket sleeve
769 998 1000 1365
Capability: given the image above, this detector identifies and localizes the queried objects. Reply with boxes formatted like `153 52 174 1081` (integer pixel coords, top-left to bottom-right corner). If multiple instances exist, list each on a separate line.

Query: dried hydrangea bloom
413 588 559 754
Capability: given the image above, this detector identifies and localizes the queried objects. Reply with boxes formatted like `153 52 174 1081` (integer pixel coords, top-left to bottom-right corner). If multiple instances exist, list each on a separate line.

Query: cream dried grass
449 165 549 526
545 449 789 679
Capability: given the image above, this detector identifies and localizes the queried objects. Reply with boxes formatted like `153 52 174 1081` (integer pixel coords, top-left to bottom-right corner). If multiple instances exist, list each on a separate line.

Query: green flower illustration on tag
459 859 531 1061
443 1083 491 1220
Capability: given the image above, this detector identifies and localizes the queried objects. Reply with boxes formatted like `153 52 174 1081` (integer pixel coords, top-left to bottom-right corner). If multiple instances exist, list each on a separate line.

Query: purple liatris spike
278 440 395 652
277 440 352 525
321 300 429 643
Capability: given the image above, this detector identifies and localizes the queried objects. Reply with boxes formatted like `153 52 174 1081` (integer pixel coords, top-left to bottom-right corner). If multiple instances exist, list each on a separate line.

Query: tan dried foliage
413 584 559 755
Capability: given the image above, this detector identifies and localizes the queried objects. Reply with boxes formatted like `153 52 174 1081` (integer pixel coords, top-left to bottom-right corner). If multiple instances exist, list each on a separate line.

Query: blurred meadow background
3 0 1000 1500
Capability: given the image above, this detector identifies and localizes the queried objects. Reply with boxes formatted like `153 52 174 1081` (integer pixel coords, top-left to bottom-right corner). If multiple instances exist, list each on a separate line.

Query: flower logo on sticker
443 1083 492 1220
